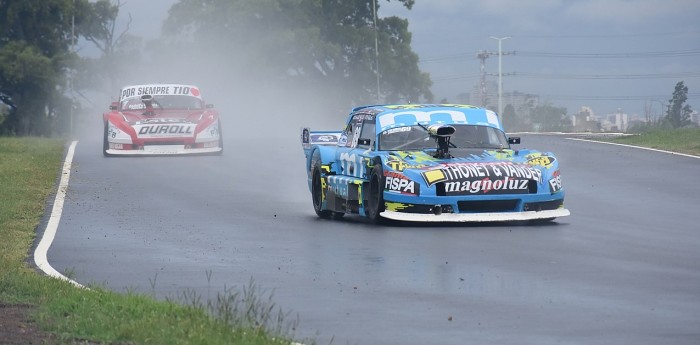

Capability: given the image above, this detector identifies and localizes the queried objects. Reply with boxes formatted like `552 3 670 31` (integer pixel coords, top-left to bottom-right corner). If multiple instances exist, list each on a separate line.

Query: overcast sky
115 0 700 118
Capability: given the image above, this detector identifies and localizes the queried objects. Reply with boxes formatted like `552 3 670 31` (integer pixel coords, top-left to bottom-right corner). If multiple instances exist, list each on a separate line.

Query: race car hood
109 109 218 140
119 109 209 124
382 149 561 196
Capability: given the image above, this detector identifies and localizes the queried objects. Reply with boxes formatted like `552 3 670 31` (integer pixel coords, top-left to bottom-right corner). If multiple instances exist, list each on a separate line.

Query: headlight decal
195 121 220 142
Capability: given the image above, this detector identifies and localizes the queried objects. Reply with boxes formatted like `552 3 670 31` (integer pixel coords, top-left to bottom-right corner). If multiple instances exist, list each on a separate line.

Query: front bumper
381 208 570 222
380 191 569 222
106 145 222 155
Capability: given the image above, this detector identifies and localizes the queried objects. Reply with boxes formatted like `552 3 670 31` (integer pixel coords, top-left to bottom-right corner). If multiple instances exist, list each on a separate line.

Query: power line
540 93 700 101
431 70 700 81
517 49 700 58
432 74 481 82
414 30 700 45
419 48 700 64
511 30 700 39
420 54 475 63
515 71 700 80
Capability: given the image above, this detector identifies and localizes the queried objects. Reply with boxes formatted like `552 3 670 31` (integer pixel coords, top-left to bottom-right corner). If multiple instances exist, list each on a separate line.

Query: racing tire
102 122 112 157
310 155 344 220
366 162 386 224
311 165 334 219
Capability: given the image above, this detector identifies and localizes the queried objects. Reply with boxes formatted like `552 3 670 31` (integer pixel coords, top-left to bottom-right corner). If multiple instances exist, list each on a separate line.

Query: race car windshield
120 95 204 111
378 124 509 151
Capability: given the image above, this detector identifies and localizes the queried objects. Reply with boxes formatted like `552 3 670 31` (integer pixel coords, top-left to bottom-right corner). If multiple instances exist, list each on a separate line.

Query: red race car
102 84 223 156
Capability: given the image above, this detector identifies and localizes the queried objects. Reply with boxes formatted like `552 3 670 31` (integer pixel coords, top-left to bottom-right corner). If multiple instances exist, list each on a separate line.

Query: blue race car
301 104 570 223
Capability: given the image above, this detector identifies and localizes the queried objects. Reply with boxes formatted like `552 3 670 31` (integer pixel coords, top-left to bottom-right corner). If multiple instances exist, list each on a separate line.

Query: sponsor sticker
526 153 556 168
120 85 202 101
385 155 428 172
135 124 196 137
420 162 542 195
443 177 530 195
383 171 419 195
385 126 412 135
548 170 562 193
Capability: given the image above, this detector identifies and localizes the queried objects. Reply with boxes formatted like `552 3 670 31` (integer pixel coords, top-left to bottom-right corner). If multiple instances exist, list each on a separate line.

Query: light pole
490 36 510 116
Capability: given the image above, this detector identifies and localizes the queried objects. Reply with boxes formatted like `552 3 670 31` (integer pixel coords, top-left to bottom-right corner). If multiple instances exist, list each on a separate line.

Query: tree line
1 0 692 137
1 0 432 136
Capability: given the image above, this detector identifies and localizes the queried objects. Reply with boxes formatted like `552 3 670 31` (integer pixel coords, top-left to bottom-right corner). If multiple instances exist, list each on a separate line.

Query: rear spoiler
301 127 341 155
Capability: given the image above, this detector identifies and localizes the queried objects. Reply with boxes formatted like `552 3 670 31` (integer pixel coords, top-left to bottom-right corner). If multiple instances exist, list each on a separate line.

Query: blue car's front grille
457 199 519 213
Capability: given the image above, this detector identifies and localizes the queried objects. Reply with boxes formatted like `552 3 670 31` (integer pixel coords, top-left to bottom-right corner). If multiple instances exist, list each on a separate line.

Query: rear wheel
366 162 385 224
311 154 344 220
312 166 334 219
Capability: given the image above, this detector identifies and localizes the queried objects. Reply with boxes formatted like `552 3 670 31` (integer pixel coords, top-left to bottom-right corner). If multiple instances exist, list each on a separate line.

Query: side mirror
508 137 521 145
206 104 214 109
109 102 118 111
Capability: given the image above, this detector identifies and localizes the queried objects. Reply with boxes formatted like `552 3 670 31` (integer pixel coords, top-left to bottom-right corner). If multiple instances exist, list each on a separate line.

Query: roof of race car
351 104 504 132
119 84 202 101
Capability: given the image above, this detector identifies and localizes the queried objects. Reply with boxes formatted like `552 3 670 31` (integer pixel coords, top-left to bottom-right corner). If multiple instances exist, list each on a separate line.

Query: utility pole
476 50 491 107
490 37 510 116
372 0 380 103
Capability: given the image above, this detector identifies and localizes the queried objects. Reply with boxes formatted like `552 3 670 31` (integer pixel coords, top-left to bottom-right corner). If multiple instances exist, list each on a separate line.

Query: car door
336 113 375 180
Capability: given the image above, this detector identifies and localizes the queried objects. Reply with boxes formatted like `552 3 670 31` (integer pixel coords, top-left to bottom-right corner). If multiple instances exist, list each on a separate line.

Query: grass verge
0 137 301 345
600 128 700 156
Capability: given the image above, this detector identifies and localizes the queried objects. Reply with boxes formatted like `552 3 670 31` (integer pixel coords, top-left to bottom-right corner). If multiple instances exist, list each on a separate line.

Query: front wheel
365 162 385 224
216 119 224 155
103 122 112 157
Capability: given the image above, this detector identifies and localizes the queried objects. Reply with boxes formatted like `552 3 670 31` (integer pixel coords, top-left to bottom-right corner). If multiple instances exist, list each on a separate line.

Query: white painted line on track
34 140 86 289
566 137 700 160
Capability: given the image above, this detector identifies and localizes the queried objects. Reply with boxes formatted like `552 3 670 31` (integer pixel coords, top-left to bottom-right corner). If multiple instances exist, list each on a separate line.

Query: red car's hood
120 109 209 124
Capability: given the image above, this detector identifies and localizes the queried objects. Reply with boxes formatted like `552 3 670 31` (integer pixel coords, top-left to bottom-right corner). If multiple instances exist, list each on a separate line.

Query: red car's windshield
120 95 204 111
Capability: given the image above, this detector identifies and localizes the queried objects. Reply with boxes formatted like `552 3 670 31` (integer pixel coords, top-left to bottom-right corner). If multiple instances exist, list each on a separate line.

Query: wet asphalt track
46 120 700 345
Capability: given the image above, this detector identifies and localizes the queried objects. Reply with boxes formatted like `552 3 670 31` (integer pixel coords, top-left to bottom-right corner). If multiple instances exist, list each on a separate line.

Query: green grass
603 128 700 156
0 137 302 345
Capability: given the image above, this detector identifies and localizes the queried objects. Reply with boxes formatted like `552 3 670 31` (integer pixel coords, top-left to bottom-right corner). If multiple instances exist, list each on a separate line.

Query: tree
501 103 525 131
0 0 93 135
530 103 569 132
665 81 693 128
0 42 55 135
159 0 430 108
76 0 140 94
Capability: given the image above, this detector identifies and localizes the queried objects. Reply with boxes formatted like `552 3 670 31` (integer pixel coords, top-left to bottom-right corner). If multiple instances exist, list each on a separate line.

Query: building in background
602 109 629 132
470 81 497 110
571 106 601 132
